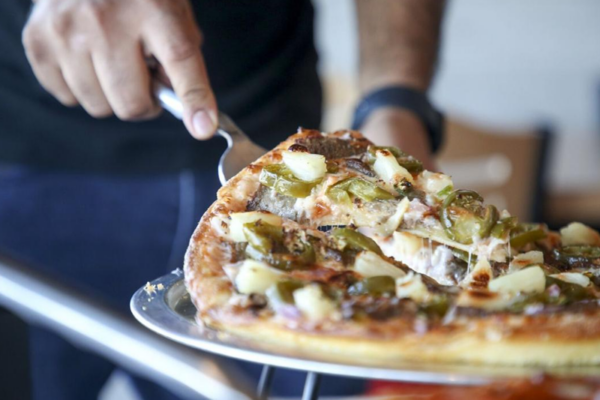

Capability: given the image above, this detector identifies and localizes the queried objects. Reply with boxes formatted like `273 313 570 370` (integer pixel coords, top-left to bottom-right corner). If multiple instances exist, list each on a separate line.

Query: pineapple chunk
418 171 453 194
229 211 282 242
373 149 413 184
353 251 406 279
560 222 600 246
462 258 494 289
293 284 337 320
488 266 545 295
456 290 513 311
282 150 327 182
396 273 431 303
550 272 590 287
391 231 423 258
235 260 281 295
508 251 544 272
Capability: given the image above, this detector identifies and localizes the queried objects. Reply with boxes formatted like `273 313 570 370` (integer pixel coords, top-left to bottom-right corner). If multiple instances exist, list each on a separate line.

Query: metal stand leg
257 365 275 400
301 371 322 400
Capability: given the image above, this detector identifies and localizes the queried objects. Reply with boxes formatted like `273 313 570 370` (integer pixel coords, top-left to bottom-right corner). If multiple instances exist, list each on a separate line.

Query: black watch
351 86 445 154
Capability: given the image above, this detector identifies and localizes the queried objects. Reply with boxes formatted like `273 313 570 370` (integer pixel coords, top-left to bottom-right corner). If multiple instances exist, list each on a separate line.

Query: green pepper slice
440 189 499 244
366 145 424 173
242 222 283 254
451 248 477 264
553 245 600 264
348 276 396 296
245 245 314 271
509 223 547 248
327 177 395 204
326 160 339 173
331 227 383 255
436 185 454 199
243 221 316 270
419 295 451 318
259 164 321 198
268 280 305 304
490 216 519 239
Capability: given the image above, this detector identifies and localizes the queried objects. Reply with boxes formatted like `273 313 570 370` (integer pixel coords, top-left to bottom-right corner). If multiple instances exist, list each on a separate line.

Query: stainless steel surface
0 253 254 400
132 272 600 386
257 365 275 400
302 372 321 400
155 83 266 185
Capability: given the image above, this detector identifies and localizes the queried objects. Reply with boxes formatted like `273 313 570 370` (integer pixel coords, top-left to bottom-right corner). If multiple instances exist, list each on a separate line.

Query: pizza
368 375 600 400
184 128 600 366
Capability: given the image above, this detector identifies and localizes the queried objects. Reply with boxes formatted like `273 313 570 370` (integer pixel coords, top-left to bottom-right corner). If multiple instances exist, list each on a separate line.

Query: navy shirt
0 0 322 173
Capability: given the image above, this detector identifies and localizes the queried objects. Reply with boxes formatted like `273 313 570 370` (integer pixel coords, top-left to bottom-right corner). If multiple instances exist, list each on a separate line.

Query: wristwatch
351 86 445 154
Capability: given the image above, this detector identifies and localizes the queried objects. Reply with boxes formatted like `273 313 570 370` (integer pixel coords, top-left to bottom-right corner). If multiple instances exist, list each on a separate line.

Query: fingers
22 0 214 132
22 21 77 106
59 52 112 118
145 10 218 139
92 44 161 121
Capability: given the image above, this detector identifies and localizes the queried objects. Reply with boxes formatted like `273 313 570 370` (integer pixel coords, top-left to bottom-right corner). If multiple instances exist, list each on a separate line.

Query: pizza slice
244 128 518 285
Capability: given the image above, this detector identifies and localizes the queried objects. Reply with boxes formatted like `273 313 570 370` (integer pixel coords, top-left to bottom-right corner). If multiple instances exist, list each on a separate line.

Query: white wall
313 0 600 190
432 0 600 134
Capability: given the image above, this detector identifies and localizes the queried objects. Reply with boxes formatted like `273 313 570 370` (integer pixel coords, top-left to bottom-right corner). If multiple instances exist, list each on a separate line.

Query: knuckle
181 86 212 105
22 28 48 64
81 0 109 27
49 9 73 36
115 100 154 121
162 38 200 63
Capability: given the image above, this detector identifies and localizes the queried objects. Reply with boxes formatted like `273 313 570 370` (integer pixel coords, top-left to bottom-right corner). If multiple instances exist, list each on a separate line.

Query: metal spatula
155 84 266 185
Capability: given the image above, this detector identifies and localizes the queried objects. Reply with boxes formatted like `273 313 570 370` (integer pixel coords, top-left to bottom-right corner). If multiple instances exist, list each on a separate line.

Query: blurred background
2 1 600 399
315 0 600 229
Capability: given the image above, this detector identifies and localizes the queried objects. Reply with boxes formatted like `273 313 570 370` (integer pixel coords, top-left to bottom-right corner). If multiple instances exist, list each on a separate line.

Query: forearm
356 0 445 93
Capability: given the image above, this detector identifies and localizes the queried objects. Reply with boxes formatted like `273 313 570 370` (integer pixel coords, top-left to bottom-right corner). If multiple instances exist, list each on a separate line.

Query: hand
359 107 437 171
22 0 217 139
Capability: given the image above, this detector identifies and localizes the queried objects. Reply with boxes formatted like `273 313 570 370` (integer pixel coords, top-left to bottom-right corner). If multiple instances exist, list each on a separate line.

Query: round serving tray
131 271 600 386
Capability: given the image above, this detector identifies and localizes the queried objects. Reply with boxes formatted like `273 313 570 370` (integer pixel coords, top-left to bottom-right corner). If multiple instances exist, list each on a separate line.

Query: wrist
360 107 437 171
352 85 444 154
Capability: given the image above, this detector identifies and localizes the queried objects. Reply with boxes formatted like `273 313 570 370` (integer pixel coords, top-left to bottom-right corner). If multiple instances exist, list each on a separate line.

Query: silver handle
0 253 254 400
154 83 250 143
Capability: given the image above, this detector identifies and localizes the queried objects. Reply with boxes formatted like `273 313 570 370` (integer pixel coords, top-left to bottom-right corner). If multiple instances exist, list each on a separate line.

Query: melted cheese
376 231 458 285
